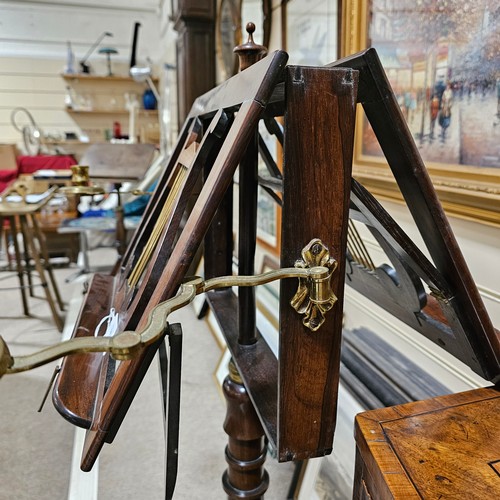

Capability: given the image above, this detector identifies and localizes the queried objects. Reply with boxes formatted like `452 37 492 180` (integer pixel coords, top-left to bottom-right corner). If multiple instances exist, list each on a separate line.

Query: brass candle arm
0 262 336 377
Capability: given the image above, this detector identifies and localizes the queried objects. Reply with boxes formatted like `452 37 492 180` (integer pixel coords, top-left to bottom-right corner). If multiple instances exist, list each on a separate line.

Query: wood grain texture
278 66 358 461
52 273 114 427
354 386 500 499
222 372 269 498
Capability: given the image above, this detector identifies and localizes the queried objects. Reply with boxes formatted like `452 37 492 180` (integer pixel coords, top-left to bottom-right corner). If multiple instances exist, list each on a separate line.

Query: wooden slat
278 66 358 461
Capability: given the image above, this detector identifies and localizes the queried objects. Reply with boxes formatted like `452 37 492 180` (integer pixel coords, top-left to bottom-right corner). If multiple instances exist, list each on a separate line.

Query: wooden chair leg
20 215 63 332
31 215 65 311
20 224 35 297
9 216 30 316
222 360 269 499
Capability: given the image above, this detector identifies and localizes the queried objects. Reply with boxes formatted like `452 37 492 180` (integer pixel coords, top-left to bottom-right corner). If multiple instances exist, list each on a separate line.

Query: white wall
0 0 161 60
343 199 500 392
0 0 162 150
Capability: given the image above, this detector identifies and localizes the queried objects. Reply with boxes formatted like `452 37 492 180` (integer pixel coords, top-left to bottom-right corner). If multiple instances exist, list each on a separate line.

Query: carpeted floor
0 248 294 499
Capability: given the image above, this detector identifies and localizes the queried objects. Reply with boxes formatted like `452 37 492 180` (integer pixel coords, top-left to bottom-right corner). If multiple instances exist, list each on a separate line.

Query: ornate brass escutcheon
291 238 338 331
0 239 336 377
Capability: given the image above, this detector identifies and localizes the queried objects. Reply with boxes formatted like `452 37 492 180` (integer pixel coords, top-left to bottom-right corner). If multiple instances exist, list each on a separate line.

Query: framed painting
341 0 500 226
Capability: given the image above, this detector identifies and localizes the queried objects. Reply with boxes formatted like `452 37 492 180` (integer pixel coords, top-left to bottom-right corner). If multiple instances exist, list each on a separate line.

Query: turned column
222 361 269 499
222 23 269 499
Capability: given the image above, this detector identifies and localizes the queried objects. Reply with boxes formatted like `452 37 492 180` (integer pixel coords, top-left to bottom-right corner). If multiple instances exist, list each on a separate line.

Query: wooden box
354 386 500 499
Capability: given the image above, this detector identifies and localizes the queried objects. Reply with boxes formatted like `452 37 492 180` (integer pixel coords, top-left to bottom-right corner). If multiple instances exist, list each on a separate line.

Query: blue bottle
142 89 157 110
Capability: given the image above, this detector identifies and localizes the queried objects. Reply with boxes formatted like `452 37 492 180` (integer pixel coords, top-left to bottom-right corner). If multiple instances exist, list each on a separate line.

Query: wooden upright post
222 360 269 499
222 23 269 499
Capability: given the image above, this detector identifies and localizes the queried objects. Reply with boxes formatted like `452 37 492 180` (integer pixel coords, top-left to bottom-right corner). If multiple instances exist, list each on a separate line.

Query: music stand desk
81 143 156 182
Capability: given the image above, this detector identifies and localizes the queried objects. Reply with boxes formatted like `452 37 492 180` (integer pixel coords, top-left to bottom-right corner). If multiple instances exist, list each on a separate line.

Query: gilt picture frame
341 0 500 226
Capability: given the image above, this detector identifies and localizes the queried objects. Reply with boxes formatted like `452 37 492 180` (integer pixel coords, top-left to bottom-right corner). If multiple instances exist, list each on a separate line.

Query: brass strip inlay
127 166 188 288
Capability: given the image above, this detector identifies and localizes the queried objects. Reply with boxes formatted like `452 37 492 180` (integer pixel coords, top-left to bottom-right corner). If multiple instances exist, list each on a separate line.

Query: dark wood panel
176 25 216 124
278 66 358 461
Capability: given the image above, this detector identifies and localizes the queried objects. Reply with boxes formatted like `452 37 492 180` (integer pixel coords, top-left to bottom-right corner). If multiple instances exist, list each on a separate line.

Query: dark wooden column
174 0 221 283
235 22 267 346
222 23 269 499
173 0 216 125
222 360 269 499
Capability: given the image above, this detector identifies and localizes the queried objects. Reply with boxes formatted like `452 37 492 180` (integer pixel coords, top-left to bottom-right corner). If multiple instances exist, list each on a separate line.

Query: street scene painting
364 0 500 169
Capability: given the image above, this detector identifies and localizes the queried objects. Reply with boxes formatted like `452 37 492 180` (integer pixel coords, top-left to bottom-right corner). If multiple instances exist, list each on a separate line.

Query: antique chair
0 184 64 331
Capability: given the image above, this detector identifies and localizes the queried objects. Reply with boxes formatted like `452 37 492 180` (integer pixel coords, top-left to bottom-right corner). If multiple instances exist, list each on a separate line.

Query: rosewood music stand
49 42 358 498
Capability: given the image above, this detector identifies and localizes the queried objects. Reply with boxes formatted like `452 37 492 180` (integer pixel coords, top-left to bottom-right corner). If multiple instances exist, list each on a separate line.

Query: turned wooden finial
233 22 267 71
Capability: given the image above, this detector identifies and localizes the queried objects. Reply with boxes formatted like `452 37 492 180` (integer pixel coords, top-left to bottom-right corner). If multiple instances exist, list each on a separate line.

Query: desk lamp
80 32 113 74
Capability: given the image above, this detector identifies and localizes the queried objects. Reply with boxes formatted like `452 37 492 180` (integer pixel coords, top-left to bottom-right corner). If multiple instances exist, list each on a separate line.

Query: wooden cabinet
61 73 160 146
354 386 500 499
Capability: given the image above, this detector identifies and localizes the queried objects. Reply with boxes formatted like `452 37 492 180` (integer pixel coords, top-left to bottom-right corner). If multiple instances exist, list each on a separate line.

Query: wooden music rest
354 386 500 499
51 49 290 473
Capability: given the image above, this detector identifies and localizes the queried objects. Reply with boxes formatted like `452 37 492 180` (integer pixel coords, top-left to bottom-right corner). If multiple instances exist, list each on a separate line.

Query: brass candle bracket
0 241 337 377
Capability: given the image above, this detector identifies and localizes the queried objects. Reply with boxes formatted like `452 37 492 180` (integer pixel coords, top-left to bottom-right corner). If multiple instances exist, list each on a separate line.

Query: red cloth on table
0 170 18 193
17 155 76 175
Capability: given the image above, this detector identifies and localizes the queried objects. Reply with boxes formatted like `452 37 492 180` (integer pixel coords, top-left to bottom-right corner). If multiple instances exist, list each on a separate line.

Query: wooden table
354 386 500 499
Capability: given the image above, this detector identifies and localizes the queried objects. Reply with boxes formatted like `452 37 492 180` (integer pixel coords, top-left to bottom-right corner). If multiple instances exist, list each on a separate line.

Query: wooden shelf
61 73 159 150
44 139 92 146
61 73 158 83
66 108 158 116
